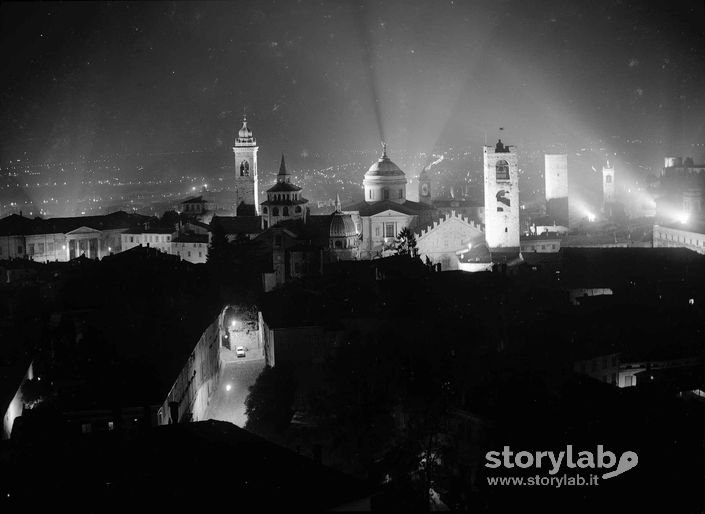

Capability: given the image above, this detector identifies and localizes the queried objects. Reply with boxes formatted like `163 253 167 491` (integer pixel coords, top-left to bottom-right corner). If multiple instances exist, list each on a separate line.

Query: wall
653 224 705 255
173 241 208 263
416 212 483 270
158 315 221 424
0 235 27 260
2 361 33 439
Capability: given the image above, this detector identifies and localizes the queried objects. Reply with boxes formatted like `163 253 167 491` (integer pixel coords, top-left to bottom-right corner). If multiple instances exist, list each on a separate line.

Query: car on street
236 346 246 358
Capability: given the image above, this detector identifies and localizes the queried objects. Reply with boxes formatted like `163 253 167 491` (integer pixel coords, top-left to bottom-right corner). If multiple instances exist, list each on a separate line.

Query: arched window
240 160 250 177
295 206 302 213
263 207 268 214
335 240 342 248
496 160 509 181
283 207 289 216
273 207 279 216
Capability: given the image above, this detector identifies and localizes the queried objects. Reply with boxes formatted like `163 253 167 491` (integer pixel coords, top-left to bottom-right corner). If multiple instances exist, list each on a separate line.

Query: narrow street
205 358 265 427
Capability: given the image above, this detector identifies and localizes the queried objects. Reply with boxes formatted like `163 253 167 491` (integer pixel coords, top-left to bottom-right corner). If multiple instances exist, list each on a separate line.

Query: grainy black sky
1 0 704 163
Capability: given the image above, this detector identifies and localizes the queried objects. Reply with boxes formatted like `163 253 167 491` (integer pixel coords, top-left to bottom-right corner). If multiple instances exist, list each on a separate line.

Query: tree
394 227 417 257
244 365 297 436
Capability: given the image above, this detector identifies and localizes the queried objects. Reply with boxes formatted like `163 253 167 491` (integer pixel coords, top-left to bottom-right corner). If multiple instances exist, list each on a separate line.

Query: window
368 189 372 200
198 252 202 258
263 220 268 229
283 207 289 216
273 207 279 216
625 375 634 387
188 251 191 257
240 160 250 176
384 223 395 238
335 240 342 248
398 190 403 199
383 189 389 200
108 421 114 431
375 226 380 237
295 206 302 213
38 243 44 254
28 244 35 256
81 423 92 434
496 160 509 181
263 207 268 214
130 236 134 243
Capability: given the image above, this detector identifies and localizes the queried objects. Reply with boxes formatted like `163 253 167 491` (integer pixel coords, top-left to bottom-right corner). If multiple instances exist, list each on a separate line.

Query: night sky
1 0 704 164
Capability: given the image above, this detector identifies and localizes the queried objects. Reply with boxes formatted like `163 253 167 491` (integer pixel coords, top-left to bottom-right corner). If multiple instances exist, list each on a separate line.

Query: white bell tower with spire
233 115 259 215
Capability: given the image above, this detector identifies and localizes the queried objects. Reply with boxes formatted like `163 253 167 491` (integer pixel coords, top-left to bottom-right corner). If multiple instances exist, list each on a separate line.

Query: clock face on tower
421 183 429 196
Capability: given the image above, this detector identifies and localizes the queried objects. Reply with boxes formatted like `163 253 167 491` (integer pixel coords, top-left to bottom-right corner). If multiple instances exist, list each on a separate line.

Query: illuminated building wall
544 154 568 200
653 224 705 255
483 141 520 250
2 361 33 440
158 314 221 425
415 211 484 270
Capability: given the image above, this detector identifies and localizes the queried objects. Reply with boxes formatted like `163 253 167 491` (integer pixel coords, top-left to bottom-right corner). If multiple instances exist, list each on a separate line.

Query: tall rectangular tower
233 117 259 216
483 140 520 250
545 153 569 226
602 161 615 206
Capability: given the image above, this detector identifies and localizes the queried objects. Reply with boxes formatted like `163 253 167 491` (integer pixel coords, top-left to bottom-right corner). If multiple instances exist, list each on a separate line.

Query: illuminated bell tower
418 166 432 205
233 116 259 216
483 139 520 250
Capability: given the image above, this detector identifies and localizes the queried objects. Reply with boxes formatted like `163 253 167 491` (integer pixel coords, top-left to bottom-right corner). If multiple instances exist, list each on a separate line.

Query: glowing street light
587 213 596 223
225 384 232 392
677 212 690 224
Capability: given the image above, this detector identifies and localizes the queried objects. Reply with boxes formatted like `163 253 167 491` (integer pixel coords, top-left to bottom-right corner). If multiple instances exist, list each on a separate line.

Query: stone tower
602 160 615 207
545 153 569 226
483 139 520 250
418 166 432 205
233 116 259 216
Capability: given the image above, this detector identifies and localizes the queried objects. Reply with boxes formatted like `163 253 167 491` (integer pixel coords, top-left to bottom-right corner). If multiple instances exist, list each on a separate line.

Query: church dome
365 155 405 178
329 212 357 238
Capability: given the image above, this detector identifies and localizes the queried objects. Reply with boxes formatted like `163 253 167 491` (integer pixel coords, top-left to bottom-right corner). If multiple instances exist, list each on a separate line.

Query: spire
381 141 388 160
276 153 290 183
334 192 342 213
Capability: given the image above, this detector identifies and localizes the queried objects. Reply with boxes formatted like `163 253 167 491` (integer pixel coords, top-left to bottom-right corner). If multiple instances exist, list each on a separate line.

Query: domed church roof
329 193 357 238
364 143 405 178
